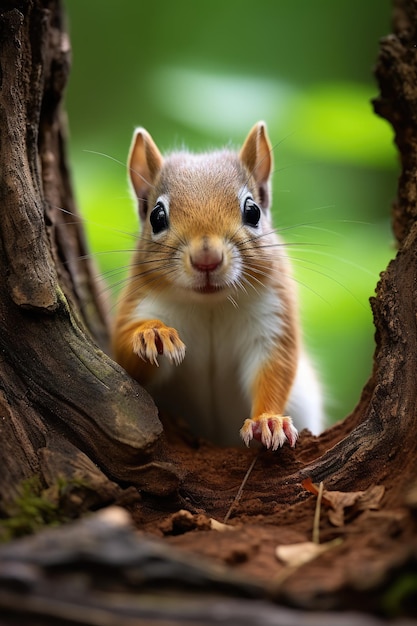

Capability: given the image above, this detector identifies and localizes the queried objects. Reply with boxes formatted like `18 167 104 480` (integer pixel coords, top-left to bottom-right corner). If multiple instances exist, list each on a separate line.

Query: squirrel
111 121 323 450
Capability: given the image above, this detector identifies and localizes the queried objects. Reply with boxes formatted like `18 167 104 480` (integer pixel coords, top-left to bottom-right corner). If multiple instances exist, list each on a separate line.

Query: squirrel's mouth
189 268 231 295
194 283 225 295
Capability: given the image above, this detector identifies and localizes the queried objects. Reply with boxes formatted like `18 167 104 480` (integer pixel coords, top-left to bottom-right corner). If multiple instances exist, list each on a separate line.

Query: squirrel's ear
239 121 272 209
128 128 163 222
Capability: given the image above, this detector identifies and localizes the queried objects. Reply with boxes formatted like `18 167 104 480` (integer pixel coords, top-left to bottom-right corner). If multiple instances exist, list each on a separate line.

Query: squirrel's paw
240 413 298 451
132 324 186 367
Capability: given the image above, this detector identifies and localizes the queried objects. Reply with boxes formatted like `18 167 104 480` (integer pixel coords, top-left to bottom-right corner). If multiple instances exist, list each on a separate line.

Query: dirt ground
127 413 417 615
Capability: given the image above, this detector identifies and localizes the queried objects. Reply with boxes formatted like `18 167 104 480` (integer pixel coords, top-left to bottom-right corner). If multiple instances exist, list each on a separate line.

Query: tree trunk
1 0 417 622
0 0 176 516
298 0 417 492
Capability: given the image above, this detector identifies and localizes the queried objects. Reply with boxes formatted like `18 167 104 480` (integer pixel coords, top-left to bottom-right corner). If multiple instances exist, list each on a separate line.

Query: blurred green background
64 1 396 427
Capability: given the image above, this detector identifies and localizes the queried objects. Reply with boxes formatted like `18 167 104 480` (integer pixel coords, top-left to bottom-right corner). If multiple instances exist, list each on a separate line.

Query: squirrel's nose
191 248 223 272
190 237 224 272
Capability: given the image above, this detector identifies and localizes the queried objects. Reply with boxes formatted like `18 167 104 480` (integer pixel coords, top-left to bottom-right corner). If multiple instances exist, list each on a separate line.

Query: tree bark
294 0 417 496
0 0 173 515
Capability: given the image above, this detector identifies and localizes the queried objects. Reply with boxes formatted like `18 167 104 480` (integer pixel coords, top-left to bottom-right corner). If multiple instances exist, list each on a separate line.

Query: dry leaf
276 539 342 568
356 485 385 511
210 518 236 532
326 491 363 526
302 477 321 496
302 478 385 527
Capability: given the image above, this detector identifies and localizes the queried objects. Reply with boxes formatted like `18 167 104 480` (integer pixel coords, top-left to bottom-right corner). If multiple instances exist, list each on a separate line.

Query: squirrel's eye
242 197 261 227
150 202 169 234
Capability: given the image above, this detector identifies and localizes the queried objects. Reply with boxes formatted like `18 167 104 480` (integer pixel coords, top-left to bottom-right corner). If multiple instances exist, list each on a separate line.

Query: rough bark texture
1 0 417 624
0 0 172 512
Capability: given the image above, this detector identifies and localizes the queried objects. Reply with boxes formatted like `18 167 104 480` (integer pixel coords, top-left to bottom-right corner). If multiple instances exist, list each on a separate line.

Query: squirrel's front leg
131 319 186 366
240 344 298 451
112 318 186 385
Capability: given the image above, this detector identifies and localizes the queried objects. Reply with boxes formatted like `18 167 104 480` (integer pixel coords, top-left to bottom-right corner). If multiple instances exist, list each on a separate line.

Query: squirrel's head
127 122 281 299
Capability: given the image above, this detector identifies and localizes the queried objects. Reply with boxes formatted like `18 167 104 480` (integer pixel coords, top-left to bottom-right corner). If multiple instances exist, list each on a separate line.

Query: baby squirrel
112 122 323 450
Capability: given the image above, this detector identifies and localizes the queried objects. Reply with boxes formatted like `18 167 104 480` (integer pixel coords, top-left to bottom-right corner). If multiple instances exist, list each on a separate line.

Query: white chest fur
132 286 323 444
132 288 290 444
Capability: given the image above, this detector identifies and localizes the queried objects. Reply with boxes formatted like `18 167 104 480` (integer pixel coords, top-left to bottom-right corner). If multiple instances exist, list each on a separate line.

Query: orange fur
251 326 298 418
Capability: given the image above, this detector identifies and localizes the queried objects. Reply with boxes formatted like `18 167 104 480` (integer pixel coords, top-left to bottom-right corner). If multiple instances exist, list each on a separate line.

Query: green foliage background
65 1 396 426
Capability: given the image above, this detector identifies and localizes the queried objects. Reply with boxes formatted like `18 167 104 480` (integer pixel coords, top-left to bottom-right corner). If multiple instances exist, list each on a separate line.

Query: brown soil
127 414 417 614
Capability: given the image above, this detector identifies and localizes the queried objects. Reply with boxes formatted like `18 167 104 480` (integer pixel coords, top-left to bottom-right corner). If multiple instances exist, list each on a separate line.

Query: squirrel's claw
132 326 186 366
240 414 298 451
